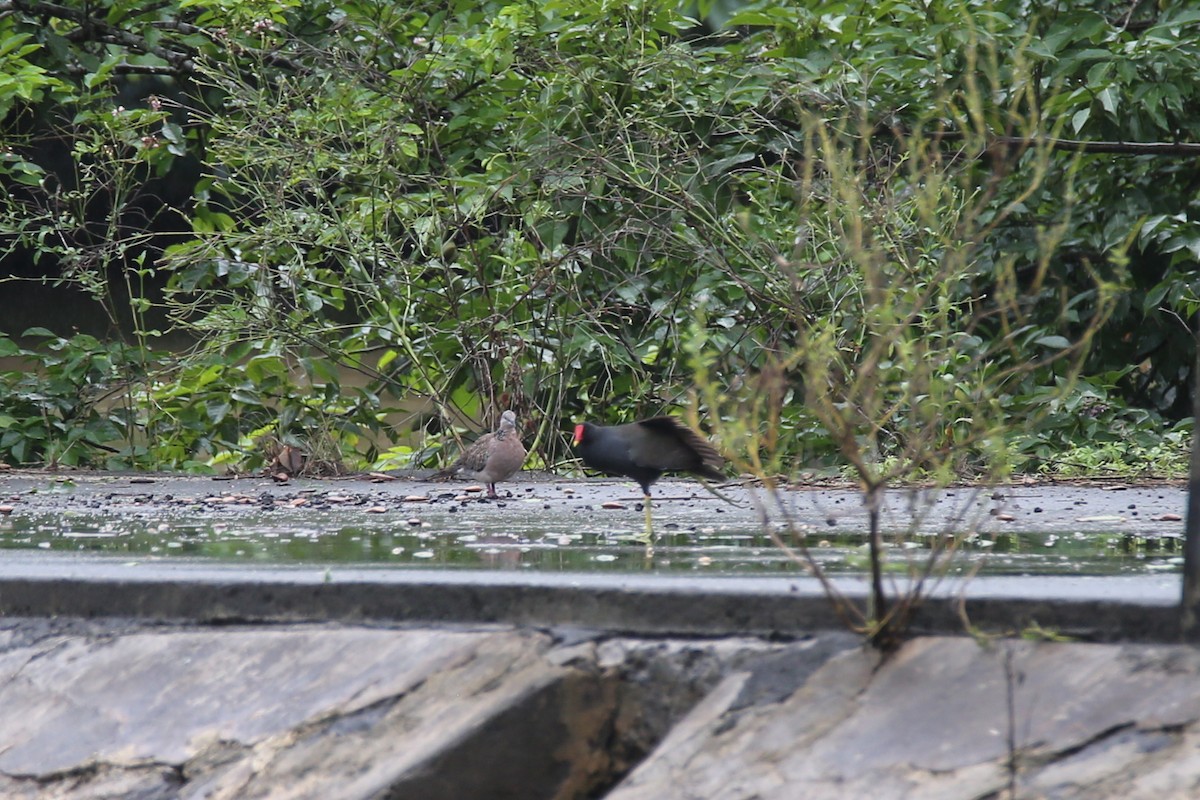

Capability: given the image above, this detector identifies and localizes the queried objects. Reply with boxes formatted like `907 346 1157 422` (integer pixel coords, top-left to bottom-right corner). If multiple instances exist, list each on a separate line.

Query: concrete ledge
0 556 1183 642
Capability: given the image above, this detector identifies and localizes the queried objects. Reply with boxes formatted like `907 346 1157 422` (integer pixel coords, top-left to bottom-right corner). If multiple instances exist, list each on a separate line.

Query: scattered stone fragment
271 472 290 483
0 505 13 515
403 495 430 503
1076 514 1126 523
465 485 484 493
368 472 397 482
287 497 309 508
407 518 422 526
129 477 156 484
601 502 626 509
1155 513 1183 522
995 513 1016 522
327 495 354 504
366 506 388 514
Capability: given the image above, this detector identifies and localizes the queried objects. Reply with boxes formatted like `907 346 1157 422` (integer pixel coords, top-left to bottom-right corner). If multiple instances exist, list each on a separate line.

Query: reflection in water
0 507 1184 577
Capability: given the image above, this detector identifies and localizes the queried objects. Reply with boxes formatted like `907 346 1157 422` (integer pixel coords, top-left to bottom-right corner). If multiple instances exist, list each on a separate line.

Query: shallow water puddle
0 506 1184 576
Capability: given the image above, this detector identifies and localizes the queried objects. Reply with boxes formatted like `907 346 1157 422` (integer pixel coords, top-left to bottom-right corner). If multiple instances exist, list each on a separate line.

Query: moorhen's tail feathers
634 417 726 482
574 416 726 490
573 414 726 541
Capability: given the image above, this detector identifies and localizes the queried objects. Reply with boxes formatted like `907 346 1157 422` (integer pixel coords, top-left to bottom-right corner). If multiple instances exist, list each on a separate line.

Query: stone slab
0 618 824 800
608 636 1200 800
0 624 615 799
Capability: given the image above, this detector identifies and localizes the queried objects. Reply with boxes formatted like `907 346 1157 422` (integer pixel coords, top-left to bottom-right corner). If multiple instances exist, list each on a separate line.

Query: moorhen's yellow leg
641 494 654 542
637 494 656 558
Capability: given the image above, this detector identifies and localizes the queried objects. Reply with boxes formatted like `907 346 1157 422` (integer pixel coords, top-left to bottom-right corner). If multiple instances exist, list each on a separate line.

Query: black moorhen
572 416 725 539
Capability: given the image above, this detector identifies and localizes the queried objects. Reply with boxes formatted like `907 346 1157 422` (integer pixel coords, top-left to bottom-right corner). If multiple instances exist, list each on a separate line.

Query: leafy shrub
0 330 139 467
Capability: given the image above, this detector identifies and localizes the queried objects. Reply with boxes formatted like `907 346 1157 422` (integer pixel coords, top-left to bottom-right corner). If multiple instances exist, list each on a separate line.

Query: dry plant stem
864 483 889 632
751 483 867 631
890 486 989 610
759 488 943 646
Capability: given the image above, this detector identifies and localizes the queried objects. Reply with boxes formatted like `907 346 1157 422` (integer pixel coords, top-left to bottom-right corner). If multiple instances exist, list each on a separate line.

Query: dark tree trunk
1181 322 1200 639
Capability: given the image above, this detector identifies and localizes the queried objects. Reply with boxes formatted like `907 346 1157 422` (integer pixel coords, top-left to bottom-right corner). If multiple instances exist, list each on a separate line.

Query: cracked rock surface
0 622 620 799
608 636 1200 800
0 618 814 799
3 618 1199 799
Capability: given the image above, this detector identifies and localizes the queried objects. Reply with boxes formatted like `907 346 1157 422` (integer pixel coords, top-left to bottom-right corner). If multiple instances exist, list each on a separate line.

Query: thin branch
2 0 309 76
934 131 1200 157
60 62 181 77
7 0 195 71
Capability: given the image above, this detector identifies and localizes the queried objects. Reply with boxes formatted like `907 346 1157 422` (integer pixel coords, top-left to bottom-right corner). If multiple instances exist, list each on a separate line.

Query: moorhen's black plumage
573 416 725 539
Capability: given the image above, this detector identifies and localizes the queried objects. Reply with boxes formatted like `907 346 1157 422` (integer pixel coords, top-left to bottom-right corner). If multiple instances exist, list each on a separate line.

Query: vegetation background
2 0 1198 481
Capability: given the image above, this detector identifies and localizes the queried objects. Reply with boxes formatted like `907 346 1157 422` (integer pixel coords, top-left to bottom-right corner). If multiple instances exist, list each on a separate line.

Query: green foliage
0 0 1197 472
0 330 389 471
155 0 794 465
136 344 391 473
0 330 139 468
1019 375 1191 477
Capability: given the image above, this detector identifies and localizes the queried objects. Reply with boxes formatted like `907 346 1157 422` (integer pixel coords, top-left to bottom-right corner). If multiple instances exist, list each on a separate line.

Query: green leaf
1142 283 1170 315
1097 86 1117 116
377 349 399 371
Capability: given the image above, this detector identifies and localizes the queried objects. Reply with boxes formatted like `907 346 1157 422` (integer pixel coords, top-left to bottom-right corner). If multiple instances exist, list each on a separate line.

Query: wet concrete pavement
0 470 1189 640
0 470 1186 539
